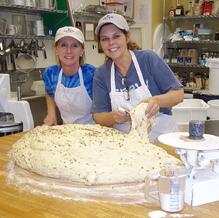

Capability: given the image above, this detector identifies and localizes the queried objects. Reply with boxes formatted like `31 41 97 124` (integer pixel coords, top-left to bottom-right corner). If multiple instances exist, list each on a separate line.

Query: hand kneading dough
10 103 180 185
129 102 155 141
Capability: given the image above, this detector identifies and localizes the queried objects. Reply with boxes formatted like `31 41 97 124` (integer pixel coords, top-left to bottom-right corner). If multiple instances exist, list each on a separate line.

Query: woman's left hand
145 97 160 118
113 110 131 124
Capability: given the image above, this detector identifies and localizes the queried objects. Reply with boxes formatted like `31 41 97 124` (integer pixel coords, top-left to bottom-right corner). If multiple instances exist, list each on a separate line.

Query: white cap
95 13 129 36
55 26 84 44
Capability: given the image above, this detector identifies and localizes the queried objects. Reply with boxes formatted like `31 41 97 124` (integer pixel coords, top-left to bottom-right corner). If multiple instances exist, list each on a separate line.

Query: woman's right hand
113 110 131 124
43 114 57 126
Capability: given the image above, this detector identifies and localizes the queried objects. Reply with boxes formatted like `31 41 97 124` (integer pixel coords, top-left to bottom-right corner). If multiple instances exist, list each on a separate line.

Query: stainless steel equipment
0 74 34 133
0 112 23 136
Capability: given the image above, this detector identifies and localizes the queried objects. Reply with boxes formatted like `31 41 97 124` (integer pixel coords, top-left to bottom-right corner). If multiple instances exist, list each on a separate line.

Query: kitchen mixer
158 132 219 206
0 73 34 132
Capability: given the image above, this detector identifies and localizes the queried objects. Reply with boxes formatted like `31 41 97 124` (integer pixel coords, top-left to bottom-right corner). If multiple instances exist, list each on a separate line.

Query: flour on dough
10 122 180 185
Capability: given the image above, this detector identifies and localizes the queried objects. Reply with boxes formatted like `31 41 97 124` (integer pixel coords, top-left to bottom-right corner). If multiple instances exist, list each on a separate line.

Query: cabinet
162 0 219 93
0 1 70 40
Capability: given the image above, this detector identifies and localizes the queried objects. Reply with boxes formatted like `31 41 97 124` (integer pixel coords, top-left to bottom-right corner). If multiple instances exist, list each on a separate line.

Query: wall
131 0 152 50
152 0 163 46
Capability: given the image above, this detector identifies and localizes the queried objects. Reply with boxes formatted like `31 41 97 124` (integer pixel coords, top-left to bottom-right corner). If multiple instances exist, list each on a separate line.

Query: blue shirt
91 50 183 115
43 64 96 99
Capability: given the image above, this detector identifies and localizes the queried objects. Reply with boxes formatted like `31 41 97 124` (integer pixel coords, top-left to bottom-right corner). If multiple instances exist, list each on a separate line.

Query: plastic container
172 99 209 127
31 80 45 96
207 59 219 95
207 99 219 120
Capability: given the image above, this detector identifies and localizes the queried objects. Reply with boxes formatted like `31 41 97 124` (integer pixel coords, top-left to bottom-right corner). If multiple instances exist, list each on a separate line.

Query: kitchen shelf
162 0 218 91
0 34 54 40
165 40 219 49
0 1 71 39
0 3 68 15
168 63 209 73
164 14 219 21
73 11 135 25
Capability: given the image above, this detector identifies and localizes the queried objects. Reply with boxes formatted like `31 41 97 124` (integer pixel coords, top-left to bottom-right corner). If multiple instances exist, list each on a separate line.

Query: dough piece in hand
129 102 155 142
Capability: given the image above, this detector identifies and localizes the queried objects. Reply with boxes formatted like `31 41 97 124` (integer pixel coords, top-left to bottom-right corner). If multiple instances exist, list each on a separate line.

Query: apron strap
57 68 63 85
110 51 150 93
58 68 83 87
110 62 116 92
78 67 84 87
129 50 147 86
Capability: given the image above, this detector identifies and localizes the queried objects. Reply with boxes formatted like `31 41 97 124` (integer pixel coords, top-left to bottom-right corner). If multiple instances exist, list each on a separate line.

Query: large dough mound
10 124 180 185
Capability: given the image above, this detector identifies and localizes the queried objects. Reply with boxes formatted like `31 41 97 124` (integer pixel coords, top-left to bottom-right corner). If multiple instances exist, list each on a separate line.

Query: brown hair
55 41 85 65
97 27 141 63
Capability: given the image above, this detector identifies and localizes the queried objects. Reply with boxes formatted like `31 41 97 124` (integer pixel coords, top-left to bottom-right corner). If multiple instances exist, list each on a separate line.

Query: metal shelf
0 34 54 40
169 63 208 69
0 3 68 15
164 14 219 21
168 63 209 73
73 11 135 25
165 40 219 49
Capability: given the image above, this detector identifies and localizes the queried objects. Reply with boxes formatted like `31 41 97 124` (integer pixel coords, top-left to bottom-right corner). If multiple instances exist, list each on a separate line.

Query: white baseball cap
55 26 84 44
95 13 129 36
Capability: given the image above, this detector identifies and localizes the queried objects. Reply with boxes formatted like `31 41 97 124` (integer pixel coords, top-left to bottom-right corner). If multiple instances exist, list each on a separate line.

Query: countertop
0 133 219 218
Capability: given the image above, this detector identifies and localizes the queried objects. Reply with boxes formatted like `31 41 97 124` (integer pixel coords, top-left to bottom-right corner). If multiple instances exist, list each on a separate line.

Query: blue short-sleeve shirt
43 64 96 99
91 50 183 115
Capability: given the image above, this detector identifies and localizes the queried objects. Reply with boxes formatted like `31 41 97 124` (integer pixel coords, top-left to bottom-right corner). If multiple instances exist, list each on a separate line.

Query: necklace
121 76 130 101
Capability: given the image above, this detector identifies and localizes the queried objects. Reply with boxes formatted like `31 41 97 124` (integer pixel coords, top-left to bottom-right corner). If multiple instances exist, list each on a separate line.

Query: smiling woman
92 13 184 142
42 26 96 126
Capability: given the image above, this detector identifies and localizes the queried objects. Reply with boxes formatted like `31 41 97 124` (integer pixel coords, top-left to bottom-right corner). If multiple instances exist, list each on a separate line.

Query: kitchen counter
0 133 219 218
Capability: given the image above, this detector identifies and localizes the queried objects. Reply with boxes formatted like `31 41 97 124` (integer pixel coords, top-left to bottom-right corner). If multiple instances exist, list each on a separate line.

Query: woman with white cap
92 13 184 142
42 26 95 125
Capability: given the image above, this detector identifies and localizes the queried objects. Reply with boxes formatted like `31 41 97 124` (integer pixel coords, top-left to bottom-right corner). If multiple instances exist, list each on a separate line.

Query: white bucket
172 99 209 131
207 58 219 95
207 99 219 120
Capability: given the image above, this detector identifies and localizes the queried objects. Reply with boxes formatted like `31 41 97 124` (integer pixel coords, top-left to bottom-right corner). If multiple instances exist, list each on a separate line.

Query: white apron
109 50 177 142
55 68 94 124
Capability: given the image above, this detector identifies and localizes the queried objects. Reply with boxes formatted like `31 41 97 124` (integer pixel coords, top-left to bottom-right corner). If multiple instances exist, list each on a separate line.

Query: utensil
0 18 7 34
0 40 7 71
6 40 17 71
15 53 36 74
12 14 27 35
7 24 18 35
41 41 47 59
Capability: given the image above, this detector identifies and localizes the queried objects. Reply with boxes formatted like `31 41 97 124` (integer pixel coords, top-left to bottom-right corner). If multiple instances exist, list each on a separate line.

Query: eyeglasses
121 76 130 101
